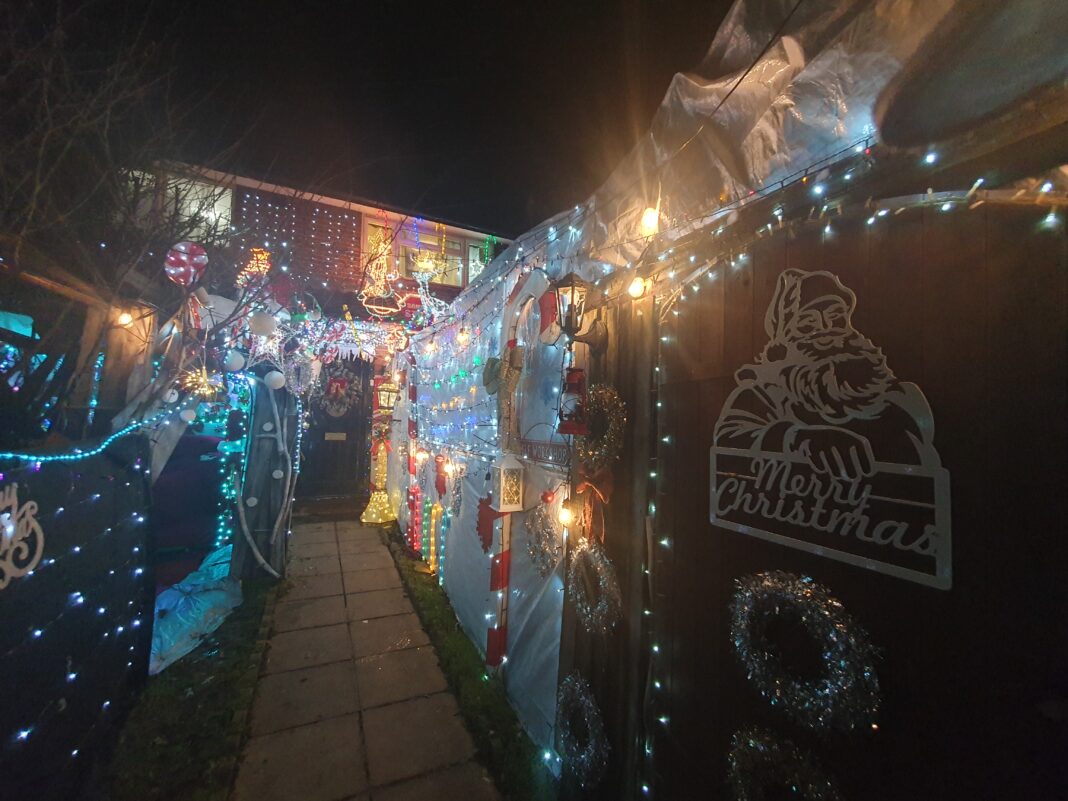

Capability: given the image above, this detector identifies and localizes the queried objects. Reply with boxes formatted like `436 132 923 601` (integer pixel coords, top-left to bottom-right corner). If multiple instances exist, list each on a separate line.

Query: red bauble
541 490 555 504
164 241 208 288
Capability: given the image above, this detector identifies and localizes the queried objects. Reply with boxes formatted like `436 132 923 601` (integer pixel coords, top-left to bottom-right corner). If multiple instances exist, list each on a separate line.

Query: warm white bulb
627 276 647 299
558 501 574 527
117 312 133 326
640 207 660 237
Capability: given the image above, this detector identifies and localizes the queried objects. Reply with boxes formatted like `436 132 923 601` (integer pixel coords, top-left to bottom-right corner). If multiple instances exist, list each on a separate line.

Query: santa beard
771 330 895 423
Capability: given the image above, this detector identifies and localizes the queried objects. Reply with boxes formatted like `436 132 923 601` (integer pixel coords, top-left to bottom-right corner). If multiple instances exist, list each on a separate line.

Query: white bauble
179 409 197 423
272 469 284 480
224 351 246 372
245 496 258 507
307 308 322 322
248 311 278 337
163 389 180 404
262 422 275 432
264 370 286 390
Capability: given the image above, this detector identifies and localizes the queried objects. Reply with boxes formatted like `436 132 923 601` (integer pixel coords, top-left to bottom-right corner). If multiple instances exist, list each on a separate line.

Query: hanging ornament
164 241 208 288
179 408 197 423
727 726 844 801
248 311 278 337
224 351 246 372
556 672 609 789
264 370 286 390
568 538 622 634
730 571 881 733
525 500 562 577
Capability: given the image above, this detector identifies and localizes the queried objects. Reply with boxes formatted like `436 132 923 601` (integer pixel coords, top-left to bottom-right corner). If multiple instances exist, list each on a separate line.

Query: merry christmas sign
710 269 951 589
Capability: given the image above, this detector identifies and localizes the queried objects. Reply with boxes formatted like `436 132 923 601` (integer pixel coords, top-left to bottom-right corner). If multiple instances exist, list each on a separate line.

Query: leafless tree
0 0 246 446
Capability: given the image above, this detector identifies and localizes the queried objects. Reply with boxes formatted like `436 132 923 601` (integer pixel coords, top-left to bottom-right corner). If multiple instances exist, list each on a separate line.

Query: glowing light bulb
558 500 574 527
627 276 647 299
640 207 660 237
117 312 133 327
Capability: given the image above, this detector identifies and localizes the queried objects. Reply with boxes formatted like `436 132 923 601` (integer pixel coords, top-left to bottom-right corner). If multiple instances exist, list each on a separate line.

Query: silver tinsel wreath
556 672 609 789
525 501 562 577
727 726 844 801
568 538 622 634
730 571 880 733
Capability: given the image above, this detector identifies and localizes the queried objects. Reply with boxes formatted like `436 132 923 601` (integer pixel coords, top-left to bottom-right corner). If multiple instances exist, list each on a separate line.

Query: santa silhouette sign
710 269 951 589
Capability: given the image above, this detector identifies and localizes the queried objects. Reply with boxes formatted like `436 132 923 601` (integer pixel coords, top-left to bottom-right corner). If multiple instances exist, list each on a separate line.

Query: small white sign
324 432 347 441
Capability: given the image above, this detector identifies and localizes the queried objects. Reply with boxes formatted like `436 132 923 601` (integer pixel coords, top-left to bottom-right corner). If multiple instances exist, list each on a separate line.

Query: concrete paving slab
282 573 344 601
362 694 476 787
372 762 501 801
342 566 401 594
233 714 368 801
288 540 340 559
288 554 342 577
339 550 395 573
250 661 360 736
354 646 446 709
344 589 415 621
264 623 352 674
338 538 387 555
349 613 428 659
274 594 347 633
336 527 383 543
292 525 337 544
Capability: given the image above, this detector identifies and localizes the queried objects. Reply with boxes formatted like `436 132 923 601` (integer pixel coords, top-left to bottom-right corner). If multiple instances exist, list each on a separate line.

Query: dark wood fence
562 199 1066 799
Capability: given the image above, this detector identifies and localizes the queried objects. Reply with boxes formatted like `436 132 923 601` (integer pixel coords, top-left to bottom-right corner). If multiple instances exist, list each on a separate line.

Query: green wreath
575 384 626 472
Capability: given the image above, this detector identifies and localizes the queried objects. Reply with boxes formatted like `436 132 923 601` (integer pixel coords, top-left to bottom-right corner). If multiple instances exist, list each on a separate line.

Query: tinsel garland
568 538 622 634
525 501 562 577
575 384 626 472
727 726 844 801
556 672 609 789
730 571 880 733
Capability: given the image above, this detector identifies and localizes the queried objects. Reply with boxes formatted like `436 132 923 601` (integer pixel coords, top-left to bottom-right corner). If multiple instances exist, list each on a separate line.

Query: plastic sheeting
452 0 954 293
149 545 242 674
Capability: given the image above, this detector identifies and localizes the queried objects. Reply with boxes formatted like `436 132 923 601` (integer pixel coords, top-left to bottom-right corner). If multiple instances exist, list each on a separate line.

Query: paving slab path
233 520 501 801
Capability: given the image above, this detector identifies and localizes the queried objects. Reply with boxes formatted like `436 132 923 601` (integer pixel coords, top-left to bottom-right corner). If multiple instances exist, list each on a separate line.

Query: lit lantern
551 272 608 354
551 272 591 339
640 206 660 238
558 367 589 436
376 381 399 411
490 453 524 513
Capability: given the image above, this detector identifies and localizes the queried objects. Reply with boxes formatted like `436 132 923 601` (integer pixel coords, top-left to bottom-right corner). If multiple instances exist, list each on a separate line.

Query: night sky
146 0 729 237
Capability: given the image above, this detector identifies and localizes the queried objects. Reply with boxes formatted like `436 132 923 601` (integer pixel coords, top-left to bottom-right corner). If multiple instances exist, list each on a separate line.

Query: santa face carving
709 269 951 589
715 269 938 479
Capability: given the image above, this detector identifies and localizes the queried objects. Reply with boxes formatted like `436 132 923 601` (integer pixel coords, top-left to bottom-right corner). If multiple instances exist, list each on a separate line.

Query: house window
467 244 486 283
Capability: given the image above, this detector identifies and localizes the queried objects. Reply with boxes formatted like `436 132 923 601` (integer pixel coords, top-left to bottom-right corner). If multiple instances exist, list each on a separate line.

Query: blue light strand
0 403 187 464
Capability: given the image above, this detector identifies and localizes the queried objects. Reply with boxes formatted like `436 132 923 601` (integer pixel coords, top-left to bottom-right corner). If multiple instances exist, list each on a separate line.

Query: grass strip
383 526 556 801
103 577 275 801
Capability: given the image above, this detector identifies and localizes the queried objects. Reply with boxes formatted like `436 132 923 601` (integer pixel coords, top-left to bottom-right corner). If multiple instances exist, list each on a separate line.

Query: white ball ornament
262 422 275 432
272 469 284 480
163 389 179 404
307 308 322 322
224 351 246 372
248 311 278 337
264 371 286 390
179 409 197 423
245 496 258 507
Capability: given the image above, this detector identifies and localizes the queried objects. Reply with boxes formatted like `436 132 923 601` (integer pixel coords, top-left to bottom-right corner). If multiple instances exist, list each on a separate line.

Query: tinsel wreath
556 672 609 789
730 571 880 733
526 501 562 577
568 538 622 634
576 384 626 473
727 726 844 801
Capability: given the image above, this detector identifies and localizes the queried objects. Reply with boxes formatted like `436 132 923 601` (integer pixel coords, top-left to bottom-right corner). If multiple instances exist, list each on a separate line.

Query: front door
297 357 373 499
